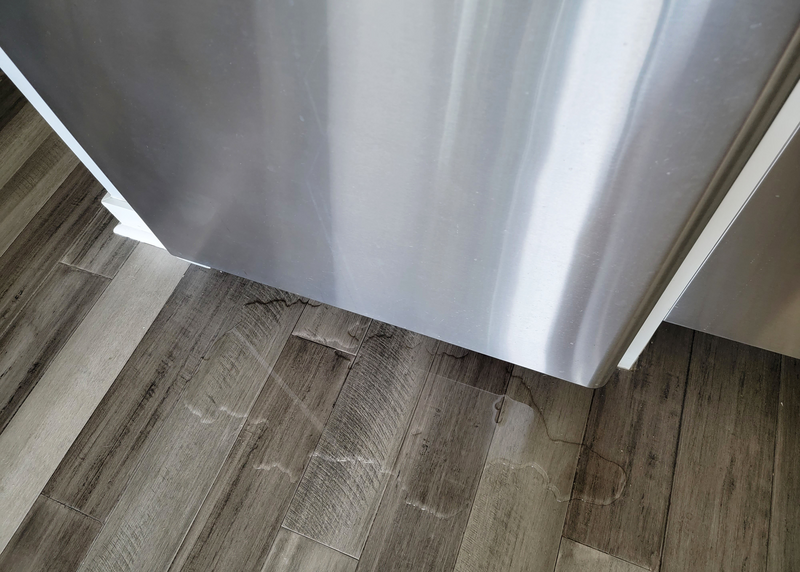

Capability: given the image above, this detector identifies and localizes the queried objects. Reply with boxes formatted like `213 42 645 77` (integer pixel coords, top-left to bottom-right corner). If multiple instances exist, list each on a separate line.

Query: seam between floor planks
163 305 311 572
0 245 188 552
656 332 696 572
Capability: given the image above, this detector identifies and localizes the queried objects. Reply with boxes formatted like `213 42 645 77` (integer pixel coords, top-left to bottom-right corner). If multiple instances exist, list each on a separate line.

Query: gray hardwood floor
0 72 797 572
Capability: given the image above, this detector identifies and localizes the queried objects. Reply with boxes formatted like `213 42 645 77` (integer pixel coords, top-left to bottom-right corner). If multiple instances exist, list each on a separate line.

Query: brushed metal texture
1 0 798 386
668 125 800 360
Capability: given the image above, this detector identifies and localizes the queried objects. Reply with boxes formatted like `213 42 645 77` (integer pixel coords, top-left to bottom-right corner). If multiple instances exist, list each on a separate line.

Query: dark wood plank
61 206 136 278
660 334 780 572
0 245 188 551
76 287 304 572
0 165 103 337
355 374 501 572
261 529 357 572
0 103 51 190
564 323 693 570
0 73 26 133
0 133 78 258
169 336 352 572
768 356 800 572
283 322 437 558
293 300 371 354
555 539 648 572
44 267 261 520
0 263 108 433
454 368 593 572
0 495 101 572
431 342 511 394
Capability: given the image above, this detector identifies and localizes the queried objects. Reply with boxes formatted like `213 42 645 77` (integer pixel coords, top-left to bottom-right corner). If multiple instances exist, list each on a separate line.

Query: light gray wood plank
0 244 188 553
61 206 136 279
454 368 593 572
261 529 357 572
661 334 780 572
293 300 371 354
0 103 51 190
767 356 800 572
0 165 103 336
564 323 693 570
0 133 79 259
170 336 351 572
0 495 102 572
0 263 109 433
44 267 255 520
283 322 437 558
356 375 501 572
76 287 303 572
431 342 510 394
555 539 648 572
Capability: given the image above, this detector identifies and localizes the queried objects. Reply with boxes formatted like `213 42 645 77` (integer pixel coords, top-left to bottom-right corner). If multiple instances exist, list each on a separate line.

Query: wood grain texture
44 267 255 520
61 206 136 278
431 342 511 394
261 529 357 572
555 539 648 572
0 263 108 433
564 323 693 570
0 165 103 336
77 287 303 572
293 300 371 354
767 356 800 572
0 103 51 190
454 368 593 572
356 375 501 572
0 244 187 553
170 336 351 572
0 495 101 572
661 333 780 572
0 133 79 259
283 322 437 558
0 73 26 133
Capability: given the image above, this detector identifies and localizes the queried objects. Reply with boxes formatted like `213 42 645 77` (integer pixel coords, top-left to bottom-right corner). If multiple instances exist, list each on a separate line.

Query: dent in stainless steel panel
1 0 798 386
668 126 800 359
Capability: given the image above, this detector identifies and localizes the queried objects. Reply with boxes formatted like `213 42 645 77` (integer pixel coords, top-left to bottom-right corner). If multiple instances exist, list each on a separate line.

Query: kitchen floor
0 73 796 572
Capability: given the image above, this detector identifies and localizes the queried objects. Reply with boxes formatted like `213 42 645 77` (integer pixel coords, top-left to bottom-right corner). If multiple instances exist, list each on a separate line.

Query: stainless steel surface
668 125 800 359
1 1 799 386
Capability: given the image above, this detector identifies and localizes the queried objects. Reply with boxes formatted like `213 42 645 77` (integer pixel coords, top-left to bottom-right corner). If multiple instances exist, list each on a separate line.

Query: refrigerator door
668 124 800 359
1 0 798 386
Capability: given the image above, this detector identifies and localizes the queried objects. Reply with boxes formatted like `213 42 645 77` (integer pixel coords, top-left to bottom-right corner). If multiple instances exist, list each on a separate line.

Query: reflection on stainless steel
668 125 800 359
1 1 798 386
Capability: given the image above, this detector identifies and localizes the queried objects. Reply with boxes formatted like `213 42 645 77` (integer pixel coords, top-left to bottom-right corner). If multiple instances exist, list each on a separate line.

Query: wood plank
0 263 108 433
564 323 694 570
0 495 102 572
356 374 501 572
43 267 255 520
0 244 187 553
0 103 51 190
555 539 648 572
283 322 437 558
76 286 303 572
61 206 136 278
431 342 511 394
0 73 26 133
767 356 800 572
660 334 780 572
0 165 103 336
260 529 357 572
454 367 593 572
293 300 371 354
0 133 79 259
169 336 352 572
